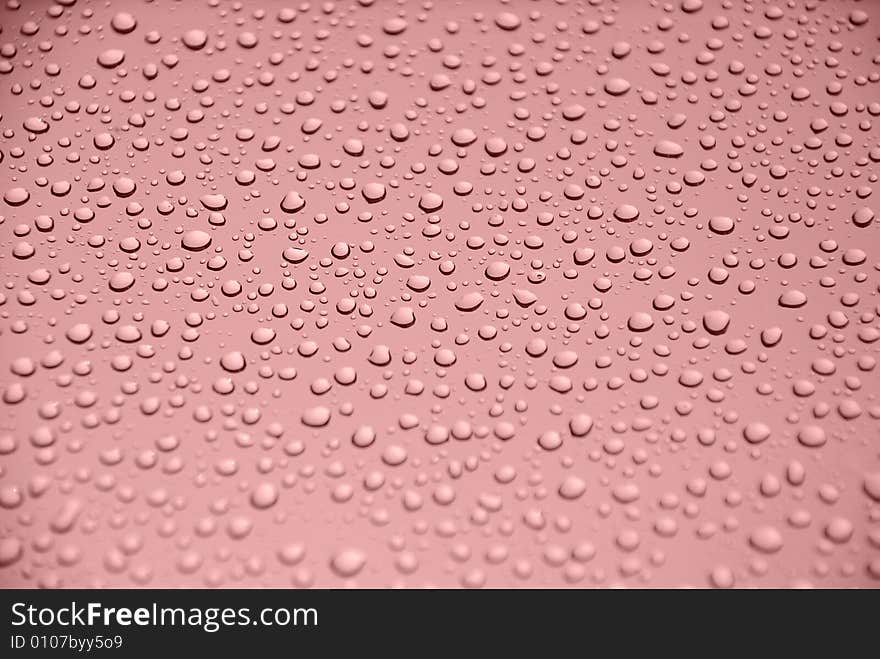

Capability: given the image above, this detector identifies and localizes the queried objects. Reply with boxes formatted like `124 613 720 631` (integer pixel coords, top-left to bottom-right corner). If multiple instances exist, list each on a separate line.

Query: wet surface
1 0 879 588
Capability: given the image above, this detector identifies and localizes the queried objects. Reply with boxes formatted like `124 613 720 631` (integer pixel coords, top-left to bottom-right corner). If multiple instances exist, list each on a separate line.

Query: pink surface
1 0 879 589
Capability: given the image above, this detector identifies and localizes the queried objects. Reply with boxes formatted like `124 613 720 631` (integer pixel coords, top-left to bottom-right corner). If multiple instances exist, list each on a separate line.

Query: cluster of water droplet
0 0 878 587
